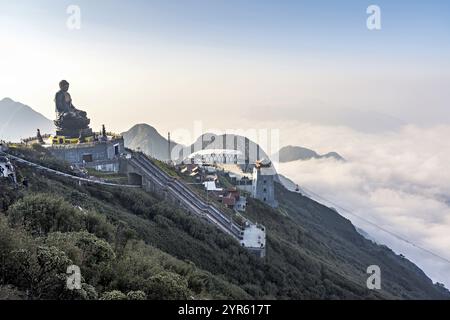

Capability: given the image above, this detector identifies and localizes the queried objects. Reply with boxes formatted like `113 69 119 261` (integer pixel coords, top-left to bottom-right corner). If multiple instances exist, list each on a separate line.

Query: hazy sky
0 0 449 135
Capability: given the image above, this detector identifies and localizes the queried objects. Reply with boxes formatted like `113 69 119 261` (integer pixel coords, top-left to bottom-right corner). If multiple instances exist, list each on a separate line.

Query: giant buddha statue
54 80 92 139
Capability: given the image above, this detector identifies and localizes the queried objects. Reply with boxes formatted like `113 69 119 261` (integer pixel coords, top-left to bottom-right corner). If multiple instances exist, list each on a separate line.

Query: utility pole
168 132 171 164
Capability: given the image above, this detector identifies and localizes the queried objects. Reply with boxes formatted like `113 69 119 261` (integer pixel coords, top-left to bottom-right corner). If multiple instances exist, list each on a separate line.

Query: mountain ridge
275 145 345 162
0 98 53 142
122 124 345 165
122 123 181 161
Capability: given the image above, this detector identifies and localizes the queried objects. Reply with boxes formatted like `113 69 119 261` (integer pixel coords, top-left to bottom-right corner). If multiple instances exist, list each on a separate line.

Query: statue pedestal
54 111 92 139
56 128 93 139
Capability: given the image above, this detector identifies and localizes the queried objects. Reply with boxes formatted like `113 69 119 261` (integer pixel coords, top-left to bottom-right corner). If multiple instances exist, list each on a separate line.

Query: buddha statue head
59 80 70 92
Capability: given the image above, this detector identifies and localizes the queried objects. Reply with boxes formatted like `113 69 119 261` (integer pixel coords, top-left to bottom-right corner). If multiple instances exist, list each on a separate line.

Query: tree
83 210 115 241
100 290 127 300
6 246 72 299
0 285 26 300
45 232 116 286
146 272 191 300
0 181 21 213
61 283 99 300
7 194 85 236
127 290 146 300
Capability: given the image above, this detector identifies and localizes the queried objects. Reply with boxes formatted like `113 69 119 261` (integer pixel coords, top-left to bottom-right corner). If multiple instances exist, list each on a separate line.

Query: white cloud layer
276 123 450 288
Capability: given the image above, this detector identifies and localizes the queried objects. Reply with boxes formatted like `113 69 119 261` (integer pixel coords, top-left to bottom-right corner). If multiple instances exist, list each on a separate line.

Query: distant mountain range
0 99 343 165
274 145 345 163
0 98 53 142
122 124 344 165
122 124 272 164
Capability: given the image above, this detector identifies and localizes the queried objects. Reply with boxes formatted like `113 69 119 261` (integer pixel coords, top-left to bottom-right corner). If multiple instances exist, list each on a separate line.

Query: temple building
252 159 278 208
49 134 124 172
32 80 125 172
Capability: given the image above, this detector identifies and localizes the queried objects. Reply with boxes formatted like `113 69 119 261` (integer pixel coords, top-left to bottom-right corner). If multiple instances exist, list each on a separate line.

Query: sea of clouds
274 122 450 289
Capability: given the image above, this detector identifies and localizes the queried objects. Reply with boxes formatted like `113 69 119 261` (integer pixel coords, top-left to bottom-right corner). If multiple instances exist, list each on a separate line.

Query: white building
252 160 278 208
240 223 266 258
234 196 247 212
0 156 17 183
203 181 223 192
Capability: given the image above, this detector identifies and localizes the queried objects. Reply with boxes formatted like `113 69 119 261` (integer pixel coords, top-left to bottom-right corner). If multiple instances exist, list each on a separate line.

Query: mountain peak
122 123 180 160
128 123 162 135
1 97 14 103
0 98 53 141
276 145 345 162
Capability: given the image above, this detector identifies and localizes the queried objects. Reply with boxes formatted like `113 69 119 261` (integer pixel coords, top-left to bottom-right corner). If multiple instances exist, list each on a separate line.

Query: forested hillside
0 146 448 300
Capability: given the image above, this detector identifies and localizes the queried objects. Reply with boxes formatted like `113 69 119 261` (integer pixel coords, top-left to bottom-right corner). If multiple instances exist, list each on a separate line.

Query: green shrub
0 285 26 300
7 194 84 236
61 283 99 300
187 273 208 294
0 181 22 213
83 210 115 241
127 290 146 300
146 272 192 300
100 290 127 300
45 232 115 286
5 246 72 299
